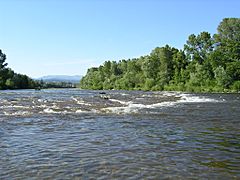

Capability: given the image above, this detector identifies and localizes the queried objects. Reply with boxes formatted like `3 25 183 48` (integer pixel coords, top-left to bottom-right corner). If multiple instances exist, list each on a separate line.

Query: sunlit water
0 89 240 179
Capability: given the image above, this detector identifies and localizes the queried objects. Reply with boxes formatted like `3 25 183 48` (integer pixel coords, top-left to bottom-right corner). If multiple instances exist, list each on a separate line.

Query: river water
0 89 239 179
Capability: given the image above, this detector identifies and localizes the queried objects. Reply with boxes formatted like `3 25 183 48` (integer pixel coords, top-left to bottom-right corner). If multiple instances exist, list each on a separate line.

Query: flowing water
0 89 239 179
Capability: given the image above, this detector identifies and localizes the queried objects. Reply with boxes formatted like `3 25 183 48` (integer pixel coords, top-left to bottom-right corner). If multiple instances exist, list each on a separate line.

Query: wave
0 105 30 109
75 109 99 114
101 94 224 114
102 101 177 114
42 108 60 114
71 97 91 106
108 98 131 105
0 91 225 116
3 111 32 116
179 94 224 103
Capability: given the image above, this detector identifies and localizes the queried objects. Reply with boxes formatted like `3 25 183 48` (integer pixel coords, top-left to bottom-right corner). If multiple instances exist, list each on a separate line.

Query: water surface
0 89 239 179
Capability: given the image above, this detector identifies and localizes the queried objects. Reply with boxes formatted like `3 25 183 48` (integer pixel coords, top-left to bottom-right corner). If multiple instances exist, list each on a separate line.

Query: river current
0 89 239 179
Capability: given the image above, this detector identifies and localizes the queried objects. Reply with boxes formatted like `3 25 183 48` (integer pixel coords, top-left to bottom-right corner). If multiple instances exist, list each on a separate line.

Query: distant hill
37 75 82 83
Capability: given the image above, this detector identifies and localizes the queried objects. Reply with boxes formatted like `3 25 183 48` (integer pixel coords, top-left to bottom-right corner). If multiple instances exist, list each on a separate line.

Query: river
0 89 239 179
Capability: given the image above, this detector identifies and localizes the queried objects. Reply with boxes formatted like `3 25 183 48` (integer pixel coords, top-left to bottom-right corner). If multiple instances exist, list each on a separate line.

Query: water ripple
0 89 239 179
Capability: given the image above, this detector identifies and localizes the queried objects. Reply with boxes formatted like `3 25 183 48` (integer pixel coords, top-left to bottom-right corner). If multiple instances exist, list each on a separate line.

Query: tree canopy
80 18 240 92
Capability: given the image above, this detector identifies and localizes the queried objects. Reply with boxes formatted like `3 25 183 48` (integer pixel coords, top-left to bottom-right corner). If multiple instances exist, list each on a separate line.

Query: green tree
151 45 176 89
214 18 240 62
5 78 15 88
172 50 188 84
214 66 231 88
142 55 159 80
226 61 240 86
184 32 214 64
80 18 240 93
0 49 8 69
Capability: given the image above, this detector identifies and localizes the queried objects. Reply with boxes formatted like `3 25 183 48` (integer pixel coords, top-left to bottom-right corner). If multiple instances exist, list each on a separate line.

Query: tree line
38 80 78 89
0 49 39 89
80 18 240 92
0 50 77 90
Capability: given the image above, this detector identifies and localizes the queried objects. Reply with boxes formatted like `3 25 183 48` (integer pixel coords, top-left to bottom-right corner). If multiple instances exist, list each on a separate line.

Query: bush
231 81 240 92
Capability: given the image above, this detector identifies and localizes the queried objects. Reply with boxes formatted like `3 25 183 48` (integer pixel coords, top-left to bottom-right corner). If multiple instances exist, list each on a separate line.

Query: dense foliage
0 49 39 90
80 18 240 92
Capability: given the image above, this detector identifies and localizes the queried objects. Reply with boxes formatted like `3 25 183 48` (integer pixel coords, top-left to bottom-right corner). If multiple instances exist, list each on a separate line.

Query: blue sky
1 0 240 78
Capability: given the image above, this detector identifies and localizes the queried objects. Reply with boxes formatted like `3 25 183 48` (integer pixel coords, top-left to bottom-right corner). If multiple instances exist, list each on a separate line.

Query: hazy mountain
37 75 82 83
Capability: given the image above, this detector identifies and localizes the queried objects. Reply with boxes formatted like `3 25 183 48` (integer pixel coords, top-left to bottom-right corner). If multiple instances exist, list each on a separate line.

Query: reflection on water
0 89 240 179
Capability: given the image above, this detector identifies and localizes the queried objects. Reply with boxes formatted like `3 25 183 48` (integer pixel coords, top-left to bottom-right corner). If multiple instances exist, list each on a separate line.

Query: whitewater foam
43 108 59 114
3 111 31 116
101 93 224 114
42 108 71 114
178 94 224 103
0 105 30 109
72 97 91 106
109 99 131 105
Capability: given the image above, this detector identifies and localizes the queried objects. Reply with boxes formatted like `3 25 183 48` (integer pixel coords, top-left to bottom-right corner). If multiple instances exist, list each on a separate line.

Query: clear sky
1 0 240 78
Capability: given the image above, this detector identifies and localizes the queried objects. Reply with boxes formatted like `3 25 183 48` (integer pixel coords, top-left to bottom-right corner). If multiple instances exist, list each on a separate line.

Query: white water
0 90 225 116
102 93 224 114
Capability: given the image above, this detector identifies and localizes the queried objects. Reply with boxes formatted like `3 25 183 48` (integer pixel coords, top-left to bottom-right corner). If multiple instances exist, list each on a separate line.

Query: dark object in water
99 92 106 94
35 87 41 91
